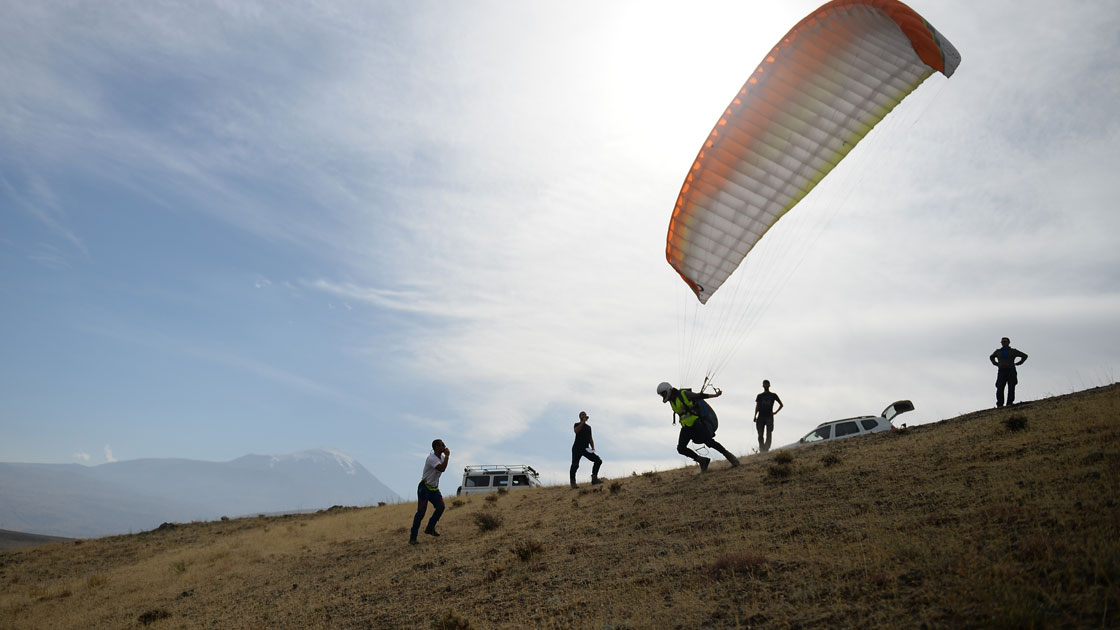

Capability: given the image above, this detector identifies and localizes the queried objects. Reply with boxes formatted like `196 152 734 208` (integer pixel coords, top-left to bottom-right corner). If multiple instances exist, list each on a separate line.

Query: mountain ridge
0 448 400 538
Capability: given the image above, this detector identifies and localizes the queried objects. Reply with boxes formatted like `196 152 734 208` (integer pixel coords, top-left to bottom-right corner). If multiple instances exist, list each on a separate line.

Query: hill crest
1 386 1117 629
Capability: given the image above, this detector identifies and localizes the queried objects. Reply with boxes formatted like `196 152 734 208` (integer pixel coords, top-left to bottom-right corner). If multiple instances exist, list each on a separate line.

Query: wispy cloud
0 173 87 264
74 452 91 463
103 445 117 463
307 279 452 317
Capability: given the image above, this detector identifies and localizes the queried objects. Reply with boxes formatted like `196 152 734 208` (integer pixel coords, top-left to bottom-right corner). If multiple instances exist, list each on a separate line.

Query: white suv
786 400 914 448
455 465 542 496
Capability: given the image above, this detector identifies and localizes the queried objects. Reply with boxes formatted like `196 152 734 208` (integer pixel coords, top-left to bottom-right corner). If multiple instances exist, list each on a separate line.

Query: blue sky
2 1 1118 498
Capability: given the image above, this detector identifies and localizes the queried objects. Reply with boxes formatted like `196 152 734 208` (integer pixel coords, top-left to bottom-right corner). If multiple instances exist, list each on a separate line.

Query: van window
835 421 860 437
493 475 510 487
860 418 879 431
465 475 490 487
512 475 530 486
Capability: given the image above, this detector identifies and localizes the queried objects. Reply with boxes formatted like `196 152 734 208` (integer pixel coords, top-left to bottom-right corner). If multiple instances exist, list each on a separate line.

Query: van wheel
456 487 462 496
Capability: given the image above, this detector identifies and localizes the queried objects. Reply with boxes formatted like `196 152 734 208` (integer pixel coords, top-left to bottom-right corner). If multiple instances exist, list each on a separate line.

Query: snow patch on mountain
267 448 359 475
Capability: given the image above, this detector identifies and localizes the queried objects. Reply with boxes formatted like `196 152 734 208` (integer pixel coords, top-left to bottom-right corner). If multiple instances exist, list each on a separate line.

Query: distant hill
0 448 400 538
0 529 72 552
1 386 1115 629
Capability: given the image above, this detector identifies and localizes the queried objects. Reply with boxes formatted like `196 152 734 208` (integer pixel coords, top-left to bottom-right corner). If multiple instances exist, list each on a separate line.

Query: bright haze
2 1 1118 498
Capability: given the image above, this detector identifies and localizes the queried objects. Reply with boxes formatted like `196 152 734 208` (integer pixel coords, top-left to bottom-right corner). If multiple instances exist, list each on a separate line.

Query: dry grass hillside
2 385 1118 629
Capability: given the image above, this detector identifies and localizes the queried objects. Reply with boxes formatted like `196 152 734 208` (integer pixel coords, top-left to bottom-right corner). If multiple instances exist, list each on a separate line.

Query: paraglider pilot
657 382 739 472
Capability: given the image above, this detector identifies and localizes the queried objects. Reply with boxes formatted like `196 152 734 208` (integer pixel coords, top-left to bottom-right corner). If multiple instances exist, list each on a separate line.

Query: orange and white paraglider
665 0 960 387
667 0 960 305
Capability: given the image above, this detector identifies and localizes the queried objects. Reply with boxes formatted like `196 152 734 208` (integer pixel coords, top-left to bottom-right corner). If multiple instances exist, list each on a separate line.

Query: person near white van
754 379 784 453
409 439 449 545
571 411 603 488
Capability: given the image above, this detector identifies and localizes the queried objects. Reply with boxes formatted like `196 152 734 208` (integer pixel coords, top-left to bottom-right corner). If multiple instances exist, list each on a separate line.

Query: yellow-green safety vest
671 391 699 427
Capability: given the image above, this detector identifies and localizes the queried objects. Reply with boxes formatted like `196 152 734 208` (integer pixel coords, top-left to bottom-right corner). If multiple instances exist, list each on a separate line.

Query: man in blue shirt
989 337 1028 407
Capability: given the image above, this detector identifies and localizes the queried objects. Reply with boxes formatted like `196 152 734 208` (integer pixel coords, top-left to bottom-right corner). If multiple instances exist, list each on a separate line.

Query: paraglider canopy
666 0 960 304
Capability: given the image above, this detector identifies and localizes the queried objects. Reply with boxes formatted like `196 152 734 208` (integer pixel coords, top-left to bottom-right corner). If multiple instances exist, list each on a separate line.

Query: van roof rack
463 464 539 476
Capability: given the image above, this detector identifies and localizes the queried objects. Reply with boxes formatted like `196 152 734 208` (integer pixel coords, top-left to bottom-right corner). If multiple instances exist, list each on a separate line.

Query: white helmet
656 382 673 400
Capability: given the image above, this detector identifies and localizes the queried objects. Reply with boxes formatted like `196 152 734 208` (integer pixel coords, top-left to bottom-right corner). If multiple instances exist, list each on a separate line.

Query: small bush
511 540 544 562
710 552 768 580
431 610 472 630
820 453 841 467
497 488 509 495
1004 415 1028 431
485 494 499 504
473 512 502 533
774 452 793 465
451 499 466 508
484 566 504 582
609 481 623 494
138 609 172 625
767 464 792 479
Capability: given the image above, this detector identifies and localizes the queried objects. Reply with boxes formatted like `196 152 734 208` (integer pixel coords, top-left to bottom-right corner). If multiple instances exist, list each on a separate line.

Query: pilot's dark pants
677 424 736 462
995 367 1018 407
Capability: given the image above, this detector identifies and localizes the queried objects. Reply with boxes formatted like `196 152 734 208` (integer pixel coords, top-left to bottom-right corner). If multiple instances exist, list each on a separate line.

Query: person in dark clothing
754 379 784 453
656 382 740 471
570 411 603 488
990 337 1028 407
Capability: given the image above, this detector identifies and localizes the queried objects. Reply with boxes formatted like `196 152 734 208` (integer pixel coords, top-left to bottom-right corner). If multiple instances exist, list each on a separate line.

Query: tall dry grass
2 385 1117 629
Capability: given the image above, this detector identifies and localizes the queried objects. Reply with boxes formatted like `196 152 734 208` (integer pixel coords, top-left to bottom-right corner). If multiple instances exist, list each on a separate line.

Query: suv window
465 475 490 487
493 475 510 487
512 474 530 486
805 426 831 442
860 418 879 431
835 421 860 437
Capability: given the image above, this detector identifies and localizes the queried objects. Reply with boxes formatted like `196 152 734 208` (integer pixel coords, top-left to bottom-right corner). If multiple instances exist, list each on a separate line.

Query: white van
455 465 542 496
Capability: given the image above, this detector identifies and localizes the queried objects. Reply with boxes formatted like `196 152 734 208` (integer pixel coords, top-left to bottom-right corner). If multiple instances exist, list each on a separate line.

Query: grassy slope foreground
1 385 1117 629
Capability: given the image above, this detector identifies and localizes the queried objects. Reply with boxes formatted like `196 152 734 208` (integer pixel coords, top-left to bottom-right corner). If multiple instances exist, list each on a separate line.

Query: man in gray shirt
754 380 784 453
